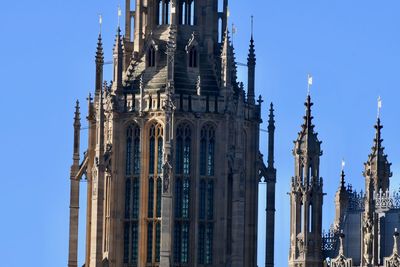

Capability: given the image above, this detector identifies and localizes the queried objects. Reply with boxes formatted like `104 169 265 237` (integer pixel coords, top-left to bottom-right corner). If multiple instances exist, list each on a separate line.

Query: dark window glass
200 138 207 176
126 137 132 175
125 179 131 219
157 177 162 217
131 222 138 264
156 222 161 262
149 137 155 174
207 181 214 220
123 223 130 263
132 178 139 219
147 222 153 263
199 179 206 220
148 178 154 218
157 137 163 174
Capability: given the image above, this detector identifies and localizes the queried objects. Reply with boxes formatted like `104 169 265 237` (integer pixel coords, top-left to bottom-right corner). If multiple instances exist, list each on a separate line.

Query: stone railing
375 188 400 211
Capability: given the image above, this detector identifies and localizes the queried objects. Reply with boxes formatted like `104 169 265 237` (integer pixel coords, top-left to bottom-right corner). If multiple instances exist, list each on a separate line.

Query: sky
0 1 399 266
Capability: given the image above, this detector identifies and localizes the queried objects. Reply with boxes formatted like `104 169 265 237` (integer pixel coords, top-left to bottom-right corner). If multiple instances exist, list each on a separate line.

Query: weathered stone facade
67 1 276 267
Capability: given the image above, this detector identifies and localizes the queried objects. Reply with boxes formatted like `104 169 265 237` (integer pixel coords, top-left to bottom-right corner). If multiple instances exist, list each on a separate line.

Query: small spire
340 160 346 189
74 100 81 124
247 22 256 105
267 102 275 169
304 94 314 131
251 15 254 39
96 33 104 65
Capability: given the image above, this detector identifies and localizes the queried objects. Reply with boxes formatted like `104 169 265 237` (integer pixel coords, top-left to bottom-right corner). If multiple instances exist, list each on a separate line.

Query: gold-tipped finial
307 74 313 96
118 5 122 27
251 15 254 37
341 159 346 172
98 14 103 33
377 96 382 119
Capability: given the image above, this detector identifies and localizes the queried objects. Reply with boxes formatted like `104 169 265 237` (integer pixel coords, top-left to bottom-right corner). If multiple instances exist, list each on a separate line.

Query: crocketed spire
294 95 322 158
364 117 392 193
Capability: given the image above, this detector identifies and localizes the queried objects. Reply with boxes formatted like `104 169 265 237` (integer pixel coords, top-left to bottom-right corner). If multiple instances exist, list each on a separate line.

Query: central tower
67 1 272 267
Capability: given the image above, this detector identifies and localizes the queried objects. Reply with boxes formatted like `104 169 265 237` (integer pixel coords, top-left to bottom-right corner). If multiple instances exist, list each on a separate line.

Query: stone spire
95 34 104 94
221 28 232 89
68 100 81 267
363 117 392 193
334 162 349 229
247 19 256 105
265 102 276 267
289 94 323 267
267 103 275 169
112 27 124 93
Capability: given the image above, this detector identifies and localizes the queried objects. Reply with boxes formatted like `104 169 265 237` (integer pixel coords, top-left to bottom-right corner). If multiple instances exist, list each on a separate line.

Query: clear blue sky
0 1 399 266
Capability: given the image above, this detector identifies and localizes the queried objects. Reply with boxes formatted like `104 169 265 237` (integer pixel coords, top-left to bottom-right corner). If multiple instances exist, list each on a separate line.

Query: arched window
188 47 198 68
147 123 163 265
179 0 195 25
198 124 215 264
147 46 156 67
174 123 192 264
124 124 141 266
158 0 171 25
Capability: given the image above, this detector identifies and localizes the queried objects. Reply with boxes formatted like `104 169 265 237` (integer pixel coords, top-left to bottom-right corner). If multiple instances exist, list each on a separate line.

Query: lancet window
157 0 171 25
147 123 164 265
147 45 156 68
174 123 192 264
124 124 141 265
198 124 215 265
188 47 198 68
179 0 195 25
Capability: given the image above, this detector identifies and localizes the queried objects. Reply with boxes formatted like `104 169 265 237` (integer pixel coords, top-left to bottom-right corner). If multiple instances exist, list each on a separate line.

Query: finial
231 23 237 45
257 95 264 106
118 5 122 27
307 74 313 96
341 159 346 172
98 14 103 34
268 102 275 129
377 96 382 119
251 15 254 38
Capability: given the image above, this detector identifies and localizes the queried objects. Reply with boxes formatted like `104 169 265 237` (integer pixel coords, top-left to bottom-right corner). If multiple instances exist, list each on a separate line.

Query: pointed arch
198 123 215 265
146 121 164 265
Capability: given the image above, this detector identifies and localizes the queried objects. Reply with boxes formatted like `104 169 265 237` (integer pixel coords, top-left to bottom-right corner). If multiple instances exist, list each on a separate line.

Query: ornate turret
289 94 324 267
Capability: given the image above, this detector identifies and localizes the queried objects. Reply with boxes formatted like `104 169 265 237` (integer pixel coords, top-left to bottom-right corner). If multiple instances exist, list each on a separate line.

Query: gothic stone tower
288 95 324 267
362 117 392 266
67 1 272 267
